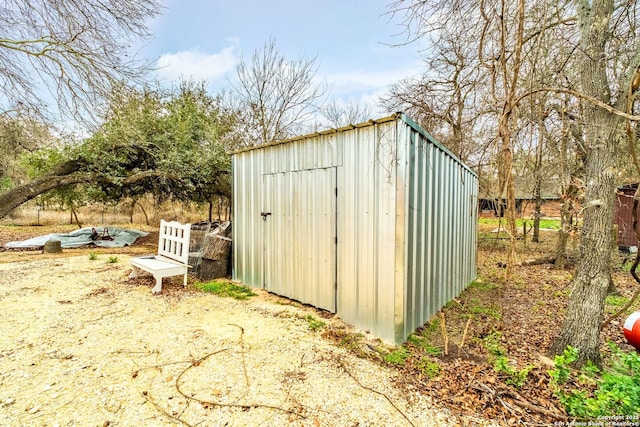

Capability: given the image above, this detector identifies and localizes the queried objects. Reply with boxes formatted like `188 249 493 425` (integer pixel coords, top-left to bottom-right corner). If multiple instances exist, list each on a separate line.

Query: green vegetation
384 347 410 366
467 280 498 292
554 288 572 298
107 256 118 264
425 319 440 333
338 332 365 352
483 331 533 388
88 252 98 260
195 280 256 300
304 314 325 332
605 295 628 307
1 177 10 192
407 333 442 356
468 298 502 319
416 357 441 378
1 82 238 220
478 217 561 230
549 344 640 417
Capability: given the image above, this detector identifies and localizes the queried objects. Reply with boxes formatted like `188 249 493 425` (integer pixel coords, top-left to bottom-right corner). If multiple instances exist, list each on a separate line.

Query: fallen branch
142 390 194 427
501 389 567 420
336 355 416 427
520 256 556 266
510 397 566 419
132 359 195 377
603 286 640 328
472 382 568 421
174 348 306 419
229 323 250 388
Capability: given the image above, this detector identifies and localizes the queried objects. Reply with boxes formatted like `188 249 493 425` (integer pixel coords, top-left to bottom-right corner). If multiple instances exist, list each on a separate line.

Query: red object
623 311 640 349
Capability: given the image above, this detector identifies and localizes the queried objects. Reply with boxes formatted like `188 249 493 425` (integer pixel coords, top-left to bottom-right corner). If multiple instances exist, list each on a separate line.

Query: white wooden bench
129 220 191 294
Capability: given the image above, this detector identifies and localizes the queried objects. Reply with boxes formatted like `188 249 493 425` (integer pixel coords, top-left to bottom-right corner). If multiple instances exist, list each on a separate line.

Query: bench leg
151 276 163 294
129 265 139 279
183 273 188 287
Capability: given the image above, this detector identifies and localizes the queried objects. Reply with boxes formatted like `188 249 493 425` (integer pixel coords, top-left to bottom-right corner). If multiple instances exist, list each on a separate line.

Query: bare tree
0 0 161 121
230 38 325 146
322 98 372 128
392 0 640 366
381 8 488 166
388 0 529 278
549 0 640 366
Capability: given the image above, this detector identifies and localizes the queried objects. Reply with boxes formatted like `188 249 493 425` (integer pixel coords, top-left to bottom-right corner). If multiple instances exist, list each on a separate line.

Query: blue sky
140 0 426 116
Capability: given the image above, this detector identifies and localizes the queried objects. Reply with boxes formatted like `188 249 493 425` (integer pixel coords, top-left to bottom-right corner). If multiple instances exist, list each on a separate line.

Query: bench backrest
158 220 191 264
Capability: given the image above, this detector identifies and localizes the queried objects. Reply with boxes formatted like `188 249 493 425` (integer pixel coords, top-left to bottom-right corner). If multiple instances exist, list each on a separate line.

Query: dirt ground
3 221 639 426
0 225 474 427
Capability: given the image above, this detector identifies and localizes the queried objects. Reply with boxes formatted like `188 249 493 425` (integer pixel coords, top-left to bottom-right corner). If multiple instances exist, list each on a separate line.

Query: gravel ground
0 254 462 427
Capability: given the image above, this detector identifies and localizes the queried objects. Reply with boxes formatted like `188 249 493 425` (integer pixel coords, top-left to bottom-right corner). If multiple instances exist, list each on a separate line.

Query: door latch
261 211 272 220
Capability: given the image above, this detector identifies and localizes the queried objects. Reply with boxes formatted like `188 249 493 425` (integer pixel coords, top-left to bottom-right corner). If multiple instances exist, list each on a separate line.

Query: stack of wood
196 222 232 280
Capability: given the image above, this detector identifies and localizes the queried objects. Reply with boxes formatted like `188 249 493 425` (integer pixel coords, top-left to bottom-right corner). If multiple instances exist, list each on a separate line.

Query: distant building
616 184 640 249
478 194 565 218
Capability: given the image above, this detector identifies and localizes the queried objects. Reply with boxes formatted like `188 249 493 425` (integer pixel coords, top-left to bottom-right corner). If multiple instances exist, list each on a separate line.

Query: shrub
549 344 640 417
483 331 532 388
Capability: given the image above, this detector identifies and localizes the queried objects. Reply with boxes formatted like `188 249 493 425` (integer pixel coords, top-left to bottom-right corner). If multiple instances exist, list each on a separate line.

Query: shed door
262 168 337 312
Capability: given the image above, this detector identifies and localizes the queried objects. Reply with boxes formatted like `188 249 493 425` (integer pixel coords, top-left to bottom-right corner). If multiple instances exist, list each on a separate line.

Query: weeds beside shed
232 113 478 344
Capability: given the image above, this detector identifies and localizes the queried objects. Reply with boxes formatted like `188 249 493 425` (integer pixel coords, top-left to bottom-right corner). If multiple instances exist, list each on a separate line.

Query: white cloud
155 46 238 84
318 67 422 119
324 67 421 96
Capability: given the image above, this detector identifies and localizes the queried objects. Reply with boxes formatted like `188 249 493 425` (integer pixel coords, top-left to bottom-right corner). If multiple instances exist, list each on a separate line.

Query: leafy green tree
0 115 56 191
0 82 238 220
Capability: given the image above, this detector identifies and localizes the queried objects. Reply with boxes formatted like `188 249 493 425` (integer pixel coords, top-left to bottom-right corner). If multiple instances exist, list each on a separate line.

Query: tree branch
516 88 640 120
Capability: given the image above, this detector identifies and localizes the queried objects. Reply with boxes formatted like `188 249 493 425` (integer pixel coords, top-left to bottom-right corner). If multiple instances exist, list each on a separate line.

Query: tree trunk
129 199 136 223
0 159 88 220
550 0 618 367
71 207 82 229
554 196 573 269
554 111 574 270
532 120 544 243
496 0 525 281
0 173 91 220
135 200 150 225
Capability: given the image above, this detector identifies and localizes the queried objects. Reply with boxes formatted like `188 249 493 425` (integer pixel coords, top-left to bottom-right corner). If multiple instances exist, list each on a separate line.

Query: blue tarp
4 227 149 249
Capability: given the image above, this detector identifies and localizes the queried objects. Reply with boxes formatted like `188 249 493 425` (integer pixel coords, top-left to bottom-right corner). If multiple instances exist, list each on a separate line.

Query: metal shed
232 113 478 344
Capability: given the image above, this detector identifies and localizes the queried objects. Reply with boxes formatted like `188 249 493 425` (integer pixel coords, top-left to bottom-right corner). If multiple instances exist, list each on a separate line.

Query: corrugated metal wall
336 120 400 343
396 117 478 341
232 114 478 344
